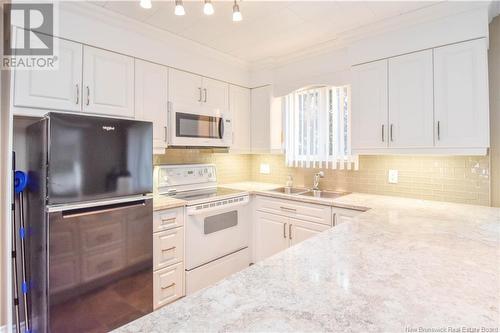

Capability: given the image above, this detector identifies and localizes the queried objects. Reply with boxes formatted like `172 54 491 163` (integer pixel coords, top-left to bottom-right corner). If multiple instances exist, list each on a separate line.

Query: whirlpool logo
102 126 116 132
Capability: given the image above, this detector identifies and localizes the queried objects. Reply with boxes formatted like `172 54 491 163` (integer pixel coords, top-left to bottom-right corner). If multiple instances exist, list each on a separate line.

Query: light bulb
232 2 242 21
140 0 151 9
175 0 185 16
203 0 214 15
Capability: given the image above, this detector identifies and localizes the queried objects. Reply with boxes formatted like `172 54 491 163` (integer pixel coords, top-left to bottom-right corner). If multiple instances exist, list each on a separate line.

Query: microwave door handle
219 118 224 139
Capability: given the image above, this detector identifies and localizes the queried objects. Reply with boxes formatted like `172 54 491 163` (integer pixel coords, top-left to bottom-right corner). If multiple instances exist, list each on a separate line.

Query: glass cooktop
160 187 247 203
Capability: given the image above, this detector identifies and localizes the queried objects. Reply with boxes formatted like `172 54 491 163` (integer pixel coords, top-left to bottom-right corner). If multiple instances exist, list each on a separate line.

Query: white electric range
154 164 251 294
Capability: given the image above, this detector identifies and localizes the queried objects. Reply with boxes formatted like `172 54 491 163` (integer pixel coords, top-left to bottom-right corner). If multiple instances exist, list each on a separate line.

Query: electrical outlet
260 163 270 174
388 169 398 184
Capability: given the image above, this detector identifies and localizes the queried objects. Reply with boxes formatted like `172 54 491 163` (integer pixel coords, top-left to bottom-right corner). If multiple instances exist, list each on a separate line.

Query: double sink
269 187 349 199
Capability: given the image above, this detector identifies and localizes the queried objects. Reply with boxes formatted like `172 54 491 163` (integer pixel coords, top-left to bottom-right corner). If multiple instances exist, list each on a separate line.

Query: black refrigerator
26 113 154 333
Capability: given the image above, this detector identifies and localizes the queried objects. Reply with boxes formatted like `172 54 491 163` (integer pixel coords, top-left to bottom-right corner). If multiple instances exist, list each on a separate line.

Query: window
283 85 358 169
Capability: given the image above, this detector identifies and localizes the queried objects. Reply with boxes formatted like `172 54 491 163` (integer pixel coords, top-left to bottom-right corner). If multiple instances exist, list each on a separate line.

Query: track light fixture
175 0 186 16
232 0 242 22
203 0 214 15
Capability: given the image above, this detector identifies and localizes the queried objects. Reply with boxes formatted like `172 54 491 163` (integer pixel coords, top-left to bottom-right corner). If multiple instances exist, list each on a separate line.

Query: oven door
170 111 232 147
185 201 249 270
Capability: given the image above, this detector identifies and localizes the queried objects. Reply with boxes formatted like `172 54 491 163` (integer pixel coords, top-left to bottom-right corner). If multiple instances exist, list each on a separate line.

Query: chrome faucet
312 171 324 191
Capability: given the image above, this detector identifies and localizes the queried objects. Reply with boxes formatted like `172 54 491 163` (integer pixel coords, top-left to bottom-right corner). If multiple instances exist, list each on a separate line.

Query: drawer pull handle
161 282 175 290
280 206 296 212
161 218 176 225
162 246 176 253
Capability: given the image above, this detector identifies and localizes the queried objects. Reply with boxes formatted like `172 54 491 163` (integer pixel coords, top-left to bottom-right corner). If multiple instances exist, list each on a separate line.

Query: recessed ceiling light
175 0 186 16
203 0 214 15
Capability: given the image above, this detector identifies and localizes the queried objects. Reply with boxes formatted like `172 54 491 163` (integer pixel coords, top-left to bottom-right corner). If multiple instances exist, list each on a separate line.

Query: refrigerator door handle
62 200 146 219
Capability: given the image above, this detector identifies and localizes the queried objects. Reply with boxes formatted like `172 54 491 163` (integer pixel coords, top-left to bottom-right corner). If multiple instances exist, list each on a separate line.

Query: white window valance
283 85 358 170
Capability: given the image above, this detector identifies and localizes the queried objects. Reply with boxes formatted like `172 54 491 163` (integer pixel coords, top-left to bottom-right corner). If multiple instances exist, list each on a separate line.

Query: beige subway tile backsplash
153 149 491 206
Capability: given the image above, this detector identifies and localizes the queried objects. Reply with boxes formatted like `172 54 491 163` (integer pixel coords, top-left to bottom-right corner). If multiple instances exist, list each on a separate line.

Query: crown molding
59 1 250 70
251 1 491 69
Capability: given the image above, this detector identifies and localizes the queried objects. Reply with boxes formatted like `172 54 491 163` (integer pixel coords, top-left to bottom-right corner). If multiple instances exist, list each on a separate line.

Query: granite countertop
153 195 186 211
119 192 500 332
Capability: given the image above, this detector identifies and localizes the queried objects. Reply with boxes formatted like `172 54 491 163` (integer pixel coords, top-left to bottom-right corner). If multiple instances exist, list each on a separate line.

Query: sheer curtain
284 86 358 170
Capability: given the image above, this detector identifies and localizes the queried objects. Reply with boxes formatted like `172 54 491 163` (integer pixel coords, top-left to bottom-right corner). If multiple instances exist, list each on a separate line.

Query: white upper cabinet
82 46 135 118
135 59 168 151
352 38 489 155
14 39 83 112
250 85 282 153
229 85 251 152
434 38 489 148
388 50 434 148
169 69 229 116
351 59 388 150
168 68 203 110
202 77 229 115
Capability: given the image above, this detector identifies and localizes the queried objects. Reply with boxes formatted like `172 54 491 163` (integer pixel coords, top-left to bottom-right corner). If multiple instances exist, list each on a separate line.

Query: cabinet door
388 50 434 148
255 211 289 262
289 218 330 247
434 38 489 148
251 86 271 152
168 68 202 110
153 262 184 309
202 77 229 115
351 59 388 150
14 38 83 112
229 85 251 152
135 59 168 149
333 207 364 226
83 46 134 117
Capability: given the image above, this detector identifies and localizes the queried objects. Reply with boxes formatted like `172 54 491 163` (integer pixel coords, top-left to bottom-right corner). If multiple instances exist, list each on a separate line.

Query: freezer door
47 113 152 204
48 199 153 333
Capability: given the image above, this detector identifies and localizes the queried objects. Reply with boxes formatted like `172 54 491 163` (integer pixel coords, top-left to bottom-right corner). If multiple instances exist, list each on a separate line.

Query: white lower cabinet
153 207 185 310
153 262 184 309
332 207 365 226
254 196 334 262
289 218 330 246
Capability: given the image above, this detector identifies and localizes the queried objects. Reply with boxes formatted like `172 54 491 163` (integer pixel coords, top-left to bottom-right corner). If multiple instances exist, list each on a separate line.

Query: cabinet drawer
255 196 332 226
153 227 184 271
153 262 184 309
153 207 184 232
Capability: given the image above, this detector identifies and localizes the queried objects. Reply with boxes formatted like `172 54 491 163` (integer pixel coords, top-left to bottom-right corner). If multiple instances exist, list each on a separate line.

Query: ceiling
90 1 440 63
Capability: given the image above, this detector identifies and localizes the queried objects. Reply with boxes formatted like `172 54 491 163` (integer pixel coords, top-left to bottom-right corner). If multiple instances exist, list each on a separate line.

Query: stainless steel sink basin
299 190 349 199
268 187 309 195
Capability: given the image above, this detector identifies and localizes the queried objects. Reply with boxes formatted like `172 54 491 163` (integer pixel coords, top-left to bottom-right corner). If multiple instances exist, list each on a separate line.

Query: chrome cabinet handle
198 87 202 102
437 121 441 141
75 84 79 104
283 223 287 239
332 213 337 226
86 86 90 106
289 224 292 240
390 124 394 142
164 126 168 143
381 124 385 142
203 88 207 103
280 206 296 212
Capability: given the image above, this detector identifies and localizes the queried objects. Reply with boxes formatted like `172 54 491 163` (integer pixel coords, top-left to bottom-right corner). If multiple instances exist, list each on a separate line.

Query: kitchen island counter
117 193 500 332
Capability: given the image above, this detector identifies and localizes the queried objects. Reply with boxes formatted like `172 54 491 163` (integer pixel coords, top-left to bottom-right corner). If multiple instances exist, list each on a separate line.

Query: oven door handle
186 198 248 216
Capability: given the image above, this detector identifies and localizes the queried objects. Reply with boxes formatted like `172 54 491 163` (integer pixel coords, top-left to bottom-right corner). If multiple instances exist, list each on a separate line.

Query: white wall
58 2 250 87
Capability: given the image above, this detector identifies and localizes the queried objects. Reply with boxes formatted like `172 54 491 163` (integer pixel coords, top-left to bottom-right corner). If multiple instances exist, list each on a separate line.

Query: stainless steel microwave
169 110 232 147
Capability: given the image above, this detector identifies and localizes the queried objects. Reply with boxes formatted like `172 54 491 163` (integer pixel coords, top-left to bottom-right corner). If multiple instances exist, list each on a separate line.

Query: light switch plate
388 169 398 184
260 163 270 174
